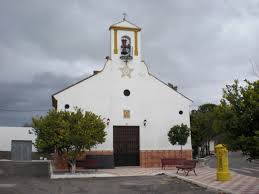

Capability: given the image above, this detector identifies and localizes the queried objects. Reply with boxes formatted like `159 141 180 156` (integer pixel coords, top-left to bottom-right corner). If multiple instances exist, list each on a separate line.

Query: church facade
52 19 193 168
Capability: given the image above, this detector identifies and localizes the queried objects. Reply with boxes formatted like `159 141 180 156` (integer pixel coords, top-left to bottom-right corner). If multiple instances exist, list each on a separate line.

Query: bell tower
109 17 141 62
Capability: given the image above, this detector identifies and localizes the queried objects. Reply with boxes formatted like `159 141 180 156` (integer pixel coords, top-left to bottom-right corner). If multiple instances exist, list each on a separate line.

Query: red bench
161 158 186 170
176 160 198 176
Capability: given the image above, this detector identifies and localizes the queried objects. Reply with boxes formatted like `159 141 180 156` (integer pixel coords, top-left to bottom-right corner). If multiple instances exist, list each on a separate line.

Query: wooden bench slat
161 158 186 170
176 160 198 176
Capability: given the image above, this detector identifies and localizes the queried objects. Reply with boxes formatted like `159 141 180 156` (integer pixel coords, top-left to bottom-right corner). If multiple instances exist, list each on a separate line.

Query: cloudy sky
0 0 258 126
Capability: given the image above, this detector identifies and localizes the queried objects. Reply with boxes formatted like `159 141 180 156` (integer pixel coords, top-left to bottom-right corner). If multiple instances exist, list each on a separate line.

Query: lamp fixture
143 119 147 127
106 118 110 126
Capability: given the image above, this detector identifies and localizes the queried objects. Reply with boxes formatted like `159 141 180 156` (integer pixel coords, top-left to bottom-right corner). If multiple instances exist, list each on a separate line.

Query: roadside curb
165 172 234 194
50 171 164 179
51 173 116 179
49 162 117 179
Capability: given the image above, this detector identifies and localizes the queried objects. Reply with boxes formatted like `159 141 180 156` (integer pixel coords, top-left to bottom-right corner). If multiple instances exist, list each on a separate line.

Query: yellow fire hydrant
215 144 231 181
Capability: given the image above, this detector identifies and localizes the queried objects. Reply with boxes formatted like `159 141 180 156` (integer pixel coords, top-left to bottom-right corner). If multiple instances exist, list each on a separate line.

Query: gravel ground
0 175 218 194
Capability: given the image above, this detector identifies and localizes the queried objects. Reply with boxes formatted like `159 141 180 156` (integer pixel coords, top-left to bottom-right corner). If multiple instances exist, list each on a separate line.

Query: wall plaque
123 110 130 119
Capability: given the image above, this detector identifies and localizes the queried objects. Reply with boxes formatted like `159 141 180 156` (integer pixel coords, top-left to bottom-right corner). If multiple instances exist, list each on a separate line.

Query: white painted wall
54 20 192 152
0 127 36 151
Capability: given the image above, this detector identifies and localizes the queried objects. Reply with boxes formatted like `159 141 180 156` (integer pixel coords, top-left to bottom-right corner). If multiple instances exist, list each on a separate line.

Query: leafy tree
190 103 220 157
32 108 106 173
217 80 259 158
168 124 190 158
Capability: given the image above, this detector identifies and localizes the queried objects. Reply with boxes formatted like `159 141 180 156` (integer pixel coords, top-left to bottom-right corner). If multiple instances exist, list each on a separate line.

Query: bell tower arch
109 18 141 62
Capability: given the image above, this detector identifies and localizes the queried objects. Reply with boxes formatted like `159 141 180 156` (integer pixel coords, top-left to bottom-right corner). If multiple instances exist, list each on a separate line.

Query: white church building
52 19 193 168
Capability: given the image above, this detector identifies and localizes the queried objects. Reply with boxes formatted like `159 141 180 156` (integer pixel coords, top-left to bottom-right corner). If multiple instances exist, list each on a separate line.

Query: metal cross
123 13 127 20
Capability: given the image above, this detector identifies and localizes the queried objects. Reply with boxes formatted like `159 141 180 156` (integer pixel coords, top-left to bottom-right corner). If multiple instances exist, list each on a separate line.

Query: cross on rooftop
123 13 127 20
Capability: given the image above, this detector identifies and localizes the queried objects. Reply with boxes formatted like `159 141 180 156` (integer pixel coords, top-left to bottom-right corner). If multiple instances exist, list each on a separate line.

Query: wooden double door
113 126 140 166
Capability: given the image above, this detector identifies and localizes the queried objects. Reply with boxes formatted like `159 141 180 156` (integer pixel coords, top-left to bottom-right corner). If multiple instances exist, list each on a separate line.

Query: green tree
190 103 220 157
168 124 190 158
217 80 259 158
32 108 106 173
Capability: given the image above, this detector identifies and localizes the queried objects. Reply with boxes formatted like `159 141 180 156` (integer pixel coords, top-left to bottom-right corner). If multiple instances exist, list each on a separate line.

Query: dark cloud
0 72 85 126
0 0 258 125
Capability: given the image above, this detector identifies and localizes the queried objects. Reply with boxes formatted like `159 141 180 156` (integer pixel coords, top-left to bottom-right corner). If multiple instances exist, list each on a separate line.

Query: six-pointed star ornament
119 65 133 78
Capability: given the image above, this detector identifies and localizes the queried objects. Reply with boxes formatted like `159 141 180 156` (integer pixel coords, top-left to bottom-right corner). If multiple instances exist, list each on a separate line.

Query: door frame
113 125 140 166
11 140 32 161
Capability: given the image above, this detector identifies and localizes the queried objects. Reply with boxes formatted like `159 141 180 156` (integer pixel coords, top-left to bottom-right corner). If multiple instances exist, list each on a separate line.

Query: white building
52 19 193 168
0 127 36 159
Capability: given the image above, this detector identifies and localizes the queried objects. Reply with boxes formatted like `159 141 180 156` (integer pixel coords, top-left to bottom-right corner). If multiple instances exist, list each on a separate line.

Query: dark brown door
113 126 139 166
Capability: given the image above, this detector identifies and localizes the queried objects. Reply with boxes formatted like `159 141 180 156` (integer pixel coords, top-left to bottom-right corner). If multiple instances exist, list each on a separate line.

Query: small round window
179 110 183 115
123 89 130 96
64 104 70 109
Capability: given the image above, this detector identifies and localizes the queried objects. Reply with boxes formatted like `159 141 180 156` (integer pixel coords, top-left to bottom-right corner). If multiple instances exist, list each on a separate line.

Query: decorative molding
109 26 141 32
114 30 118 54
119 65 133 78
134 31 138 56
111 25 140 56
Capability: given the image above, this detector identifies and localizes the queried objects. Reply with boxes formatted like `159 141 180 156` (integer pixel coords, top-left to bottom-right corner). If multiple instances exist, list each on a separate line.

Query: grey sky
0 0 258 126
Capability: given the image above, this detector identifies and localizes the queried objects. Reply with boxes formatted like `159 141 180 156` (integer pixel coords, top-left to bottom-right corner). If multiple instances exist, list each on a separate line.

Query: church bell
121 39 128 55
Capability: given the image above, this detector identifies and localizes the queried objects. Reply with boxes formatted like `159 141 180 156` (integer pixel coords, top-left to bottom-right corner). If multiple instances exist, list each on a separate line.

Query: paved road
207 151 259 177
0 175 217 194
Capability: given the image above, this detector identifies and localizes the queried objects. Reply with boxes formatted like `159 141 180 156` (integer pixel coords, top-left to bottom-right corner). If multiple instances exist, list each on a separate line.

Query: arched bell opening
120 36 133 61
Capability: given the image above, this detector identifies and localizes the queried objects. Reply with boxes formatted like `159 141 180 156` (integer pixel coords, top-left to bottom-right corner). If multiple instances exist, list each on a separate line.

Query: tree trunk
181 145 183 158
69 160 76 174
201 144 206 157
200 145 204 157
205 142 208 156
71 163 76 174
207 141 210 155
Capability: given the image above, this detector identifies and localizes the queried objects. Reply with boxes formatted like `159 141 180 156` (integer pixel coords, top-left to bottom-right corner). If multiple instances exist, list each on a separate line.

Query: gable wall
54 60 192 152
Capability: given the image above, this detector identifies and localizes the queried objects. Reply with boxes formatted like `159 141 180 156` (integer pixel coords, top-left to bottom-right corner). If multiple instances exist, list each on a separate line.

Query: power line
0 108 50 112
